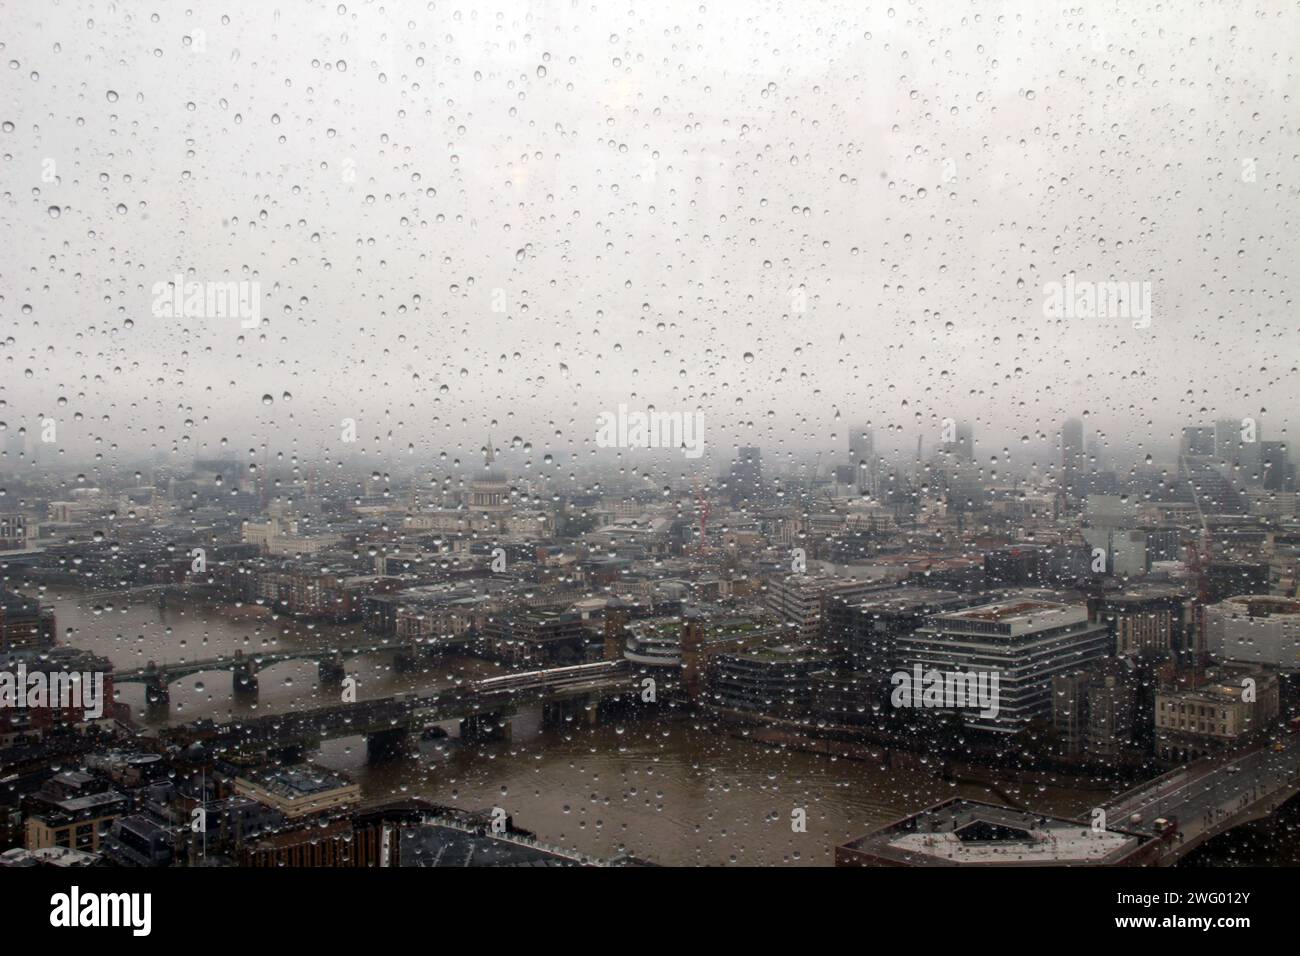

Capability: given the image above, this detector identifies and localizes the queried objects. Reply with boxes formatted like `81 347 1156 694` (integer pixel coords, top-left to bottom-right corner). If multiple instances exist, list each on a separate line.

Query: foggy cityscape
0 0 1297 937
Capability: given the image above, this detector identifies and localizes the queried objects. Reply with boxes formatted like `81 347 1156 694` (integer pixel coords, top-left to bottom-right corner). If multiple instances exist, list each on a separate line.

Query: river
40 587 1294 866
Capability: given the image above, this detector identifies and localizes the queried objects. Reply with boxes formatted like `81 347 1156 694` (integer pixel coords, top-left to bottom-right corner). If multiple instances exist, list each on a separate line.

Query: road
1106 728 1300 851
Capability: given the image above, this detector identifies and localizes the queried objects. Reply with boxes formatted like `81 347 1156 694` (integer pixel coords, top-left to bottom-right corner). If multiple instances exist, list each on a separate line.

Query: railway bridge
161 659 639 759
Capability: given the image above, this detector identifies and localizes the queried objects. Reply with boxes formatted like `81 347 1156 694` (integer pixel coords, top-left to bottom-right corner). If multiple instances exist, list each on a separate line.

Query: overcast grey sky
2 0 1297 476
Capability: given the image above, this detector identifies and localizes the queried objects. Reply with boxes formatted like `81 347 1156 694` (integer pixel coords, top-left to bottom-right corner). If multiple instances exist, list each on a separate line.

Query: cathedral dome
468 436 511 515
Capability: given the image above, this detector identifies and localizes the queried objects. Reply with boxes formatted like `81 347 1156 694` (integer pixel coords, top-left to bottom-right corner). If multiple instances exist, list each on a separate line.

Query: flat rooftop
1220 595 1300 616
719 643 822 664
399 825 587 867
51 790 127 814
953 601 1060 622
837 799 1151 866
851 588 964 613
241 765 355 799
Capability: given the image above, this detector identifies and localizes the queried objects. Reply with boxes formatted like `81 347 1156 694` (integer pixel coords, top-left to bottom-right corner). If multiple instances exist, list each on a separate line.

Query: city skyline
2 0 1298 926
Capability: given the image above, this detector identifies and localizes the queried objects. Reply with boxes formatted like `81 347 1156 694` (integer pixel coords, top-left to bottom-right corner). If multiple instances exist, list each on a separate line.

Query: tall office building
896 598 1111 734
935 421 983 512
1214 420 1240 460
849 426 874 495
728 447 764 508
1180 426 1216 458
1178 455 1247 514
1062 418 1085 499
942 421 974 461
1261 441 1295 491
1052 660 1139 761
1215 418 1263 486
1086 435 1104 472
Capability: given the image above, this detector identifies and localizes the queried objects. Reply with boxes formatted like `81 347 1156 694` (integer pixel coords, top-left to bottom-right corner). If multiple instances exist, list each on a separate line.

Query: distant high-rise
1214 418 1264 488
936 421 979 513
1214 420 1239 459
1062 418 1085 499
728 447 764 508
1085 436 1106 478
942 421 974 461
1180 426 1215 458
1261 441 1295 491
1178 455 1248 515
849 426 874 494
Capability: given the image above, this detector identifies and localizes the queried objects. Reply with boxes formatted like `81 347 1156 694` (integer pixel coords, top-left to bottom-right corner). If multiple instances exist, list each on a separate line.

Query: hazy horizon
3 0 1297 472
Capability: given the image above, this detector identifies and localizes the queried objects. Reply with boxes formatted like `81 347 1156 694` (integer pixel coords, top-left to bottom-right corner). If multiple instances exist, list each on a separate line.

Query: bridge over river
114 636 476 706
1100 730 1300 864
116 646 391 705
160 659 640 759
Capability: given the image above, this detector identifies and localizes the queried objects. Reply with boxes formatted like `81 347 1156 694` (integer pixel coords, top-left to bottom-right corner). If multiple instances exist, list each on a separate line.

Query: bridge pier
541 697 601 729
366 727 411 761
542 699 579 729
460 712 512 744
143 662 170 710
595 690 649 722
232 650 259 697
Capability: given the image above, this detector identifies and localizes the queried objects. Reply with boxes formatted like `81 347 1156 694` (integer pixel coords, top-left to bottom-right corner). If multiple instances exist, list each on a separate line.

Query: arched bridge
115 645 399 706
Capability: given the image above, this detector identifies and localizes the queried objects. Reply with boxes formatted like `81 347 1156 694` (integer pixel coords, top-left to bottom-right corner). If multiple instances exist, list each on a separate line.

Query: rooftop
241 765 355 800
1219 595 1300 616
46 790 128 815
0 846 102 868
954 600 1060 622
720 643 824 664
399 824 587 867
837 799 1150 866
850 588 965 614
